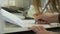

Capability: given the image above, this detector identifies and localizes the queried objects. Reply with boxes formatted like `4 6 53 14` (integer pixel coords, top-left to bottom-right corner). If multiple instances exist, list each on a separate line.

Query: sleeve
58 14 60 23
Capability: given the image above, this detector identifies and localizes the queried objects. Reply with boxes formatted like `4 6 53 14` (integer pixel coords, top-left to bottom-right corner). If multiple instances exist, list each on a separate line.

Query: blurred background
1 0 48 18
1 0 60 34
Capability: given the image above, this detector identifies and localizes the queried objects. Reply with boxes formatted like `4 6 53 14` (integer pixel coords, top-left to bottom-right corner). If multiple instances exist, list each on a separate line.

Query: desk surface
4 22 60 33
4 13 60 33
4 23 30 33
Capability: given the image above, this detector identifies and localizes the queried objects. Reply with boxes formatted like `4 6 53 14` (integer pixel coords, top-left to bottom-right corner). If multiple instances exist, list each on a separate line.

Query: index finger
28 26 47 32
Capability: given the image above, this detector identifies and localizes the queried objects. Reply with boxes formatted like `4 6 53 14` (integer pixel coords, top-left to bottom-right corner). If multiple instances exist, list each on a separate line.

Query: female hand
28 26 57 34
34 13 59 24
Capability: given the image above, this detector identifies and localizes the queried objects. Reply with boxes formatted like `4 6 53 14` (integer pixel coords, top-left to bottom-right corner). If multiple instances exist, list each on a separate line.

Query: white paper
1 9 51 28
0 10 4 34
1 9 25 27
22 20 51 28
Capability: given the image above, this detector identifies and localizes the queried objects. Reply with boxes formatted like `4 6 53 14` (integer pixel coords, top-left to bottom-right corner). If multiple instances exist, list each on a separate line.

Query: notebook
1 9 60 28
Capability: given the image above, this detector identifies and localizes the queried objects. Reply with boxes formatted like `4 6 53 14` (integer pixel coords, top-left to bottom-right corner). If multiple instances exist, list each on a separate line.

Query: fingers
28 26 40 33
33 13 41 19
35 18 48 24
38 26 47 31
47 31 57 34
28 26 47 33
34 13 49 24
28 26 57 34
33 13 40 17
33 13 39 17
